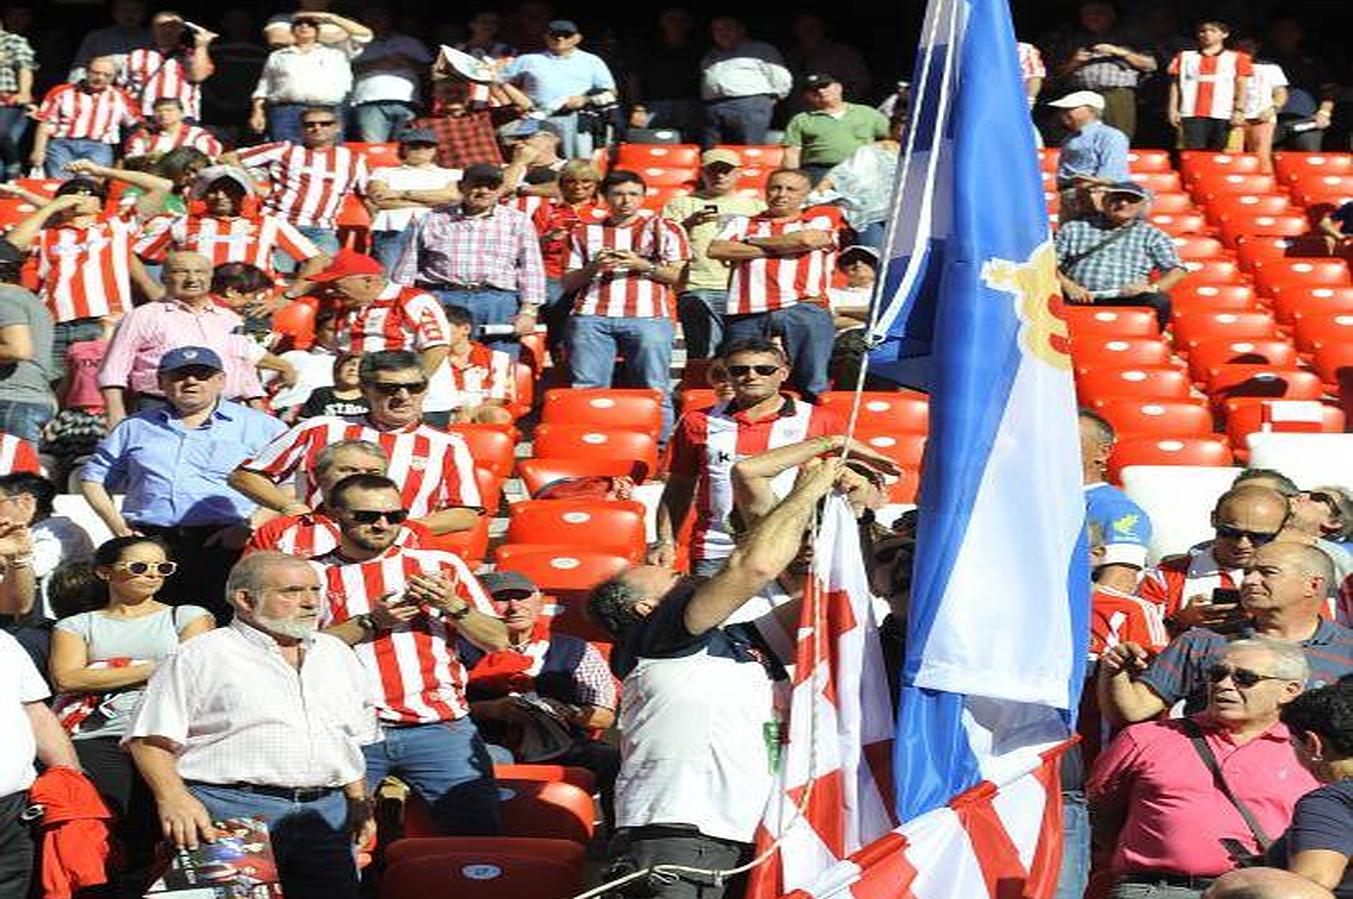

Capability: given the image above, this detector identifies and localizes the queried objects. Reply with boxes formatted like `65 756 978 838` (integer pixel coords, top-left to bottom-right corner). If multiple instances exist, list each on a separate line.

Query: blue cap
395 128 438 145
1104 180 1151 201
159 345 223 373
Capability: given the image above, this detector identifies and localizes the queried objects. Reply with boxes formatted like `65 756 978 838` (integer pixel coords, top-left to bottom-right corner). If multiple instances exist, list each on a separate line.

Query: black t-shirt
299 388 369 420
1266 780 1353 898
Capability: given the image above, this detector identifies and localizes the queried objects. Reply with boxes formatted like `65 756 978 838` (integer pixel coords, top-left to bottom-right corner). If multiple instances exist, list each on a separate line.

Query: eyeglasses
115 560 178 577
1206 664 1288 688
547 31 575 38
1304 491 1343 520
344 509 410 525
1215 524 1281 545
726 364 781 377
302 120 338 129
366 380 428 395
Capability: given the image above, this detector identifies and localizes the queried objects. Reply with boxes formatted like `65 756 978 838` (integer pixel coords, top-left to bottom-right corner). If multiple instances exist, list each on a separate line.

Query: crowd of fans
0 2 1348 899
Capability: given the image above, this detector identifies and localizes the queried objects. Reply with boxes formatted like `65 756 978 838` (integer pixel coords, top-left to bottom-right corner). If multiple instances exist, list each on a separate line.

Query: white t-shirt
1244 62 1289 120
350 35 433 105
33 516 96 619
369 165 463 232
0 631 50 794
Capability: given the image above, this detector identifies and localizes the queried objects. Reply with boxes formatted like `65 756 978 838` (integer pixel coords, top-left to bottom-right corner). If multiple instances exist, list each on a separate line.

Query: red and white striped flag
745 495 897 899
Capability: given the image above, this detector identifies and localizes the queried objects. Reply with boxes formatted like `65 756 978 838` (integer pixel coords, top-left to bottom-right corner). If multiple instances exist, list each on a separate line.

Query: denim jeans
0 105 30 179
1054 791 1090 899
362 718 502 836
722 303 834 401
702 96 775 146
369 230 409 273
853 221 887 252
566 315 675 440
643 99 703 140
429 286 521 361
267 103 346 145
0 401 52 445
677 289 728 360
350 101 417 143
44 138 112 179
273 226 341 275
546 112 594 160
187 783 358 899
692 556 724 578
50 317 104 382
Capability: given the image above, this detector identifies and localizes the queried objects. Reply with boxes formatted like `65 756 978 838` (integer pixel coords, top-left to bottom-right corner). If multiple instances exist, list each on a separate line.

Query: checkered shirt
391 203 545 306
411 106 503 170
1054 217 1183 292
0 30 36 94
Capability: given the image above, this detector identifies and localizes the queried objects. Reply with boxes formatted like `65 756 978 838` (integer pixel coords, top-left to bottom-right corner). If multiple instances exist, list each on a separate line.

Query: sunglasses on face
366 380 428 395
1206 663 1287 688
1214 524 1281 545
726 364 781 377
1305 491 1343 520
547 31 575 38
115 560 178 576
344 509 410 525
303 120 337 129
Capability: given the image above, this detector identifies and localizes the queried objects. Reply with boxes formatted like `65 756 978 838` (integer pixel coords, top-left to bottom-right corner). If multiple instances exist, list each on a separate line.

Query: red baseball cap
308 249 385 282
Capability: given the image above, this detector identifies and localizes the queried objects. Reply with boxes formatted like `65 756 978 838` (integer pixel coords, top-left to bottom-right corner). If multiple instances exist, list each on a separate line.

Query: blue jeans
542 277 574 353
854 221 887 252
546 112 594 159
276 226 340 275
187 783 358 899
0 105 30 178
722 304 834 400
677 289 728 360
350 101 417 143
0 401 52 445
702 96 775 146
50 317 104 382
1054 791 1090 899
44 138 112 179
692 556 725 578
644 99 703 140
430 286 521 361
369 230 409 273
362 718 502 836
566 315 674 440
267 103 346 145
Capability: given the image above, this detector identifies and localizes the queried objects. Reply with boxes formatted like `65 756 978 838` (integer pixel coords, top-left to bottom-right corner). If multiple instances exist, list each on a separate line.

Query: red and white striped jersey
317 546 497 724
567 216 690 318
36 82 139 143
719 207 842 315
32 215 137 323
1017 42 1046 80
118 47 208 119
1089 585 1169 659
1169 49 1254 119
333 282 449 355
242 416 481 517
134 213 319 275
124 124 222 159
236 142 369 229
0 433 40 475
447 342 514 405
668 396 843 562
244 510 428 558
508 194 549 221
1136 544 1241 619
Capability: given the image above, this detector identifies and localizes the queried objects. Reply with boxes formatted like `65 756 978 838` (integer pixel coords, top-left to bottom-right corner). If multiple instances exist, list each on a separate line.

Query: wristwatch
352 613 378 636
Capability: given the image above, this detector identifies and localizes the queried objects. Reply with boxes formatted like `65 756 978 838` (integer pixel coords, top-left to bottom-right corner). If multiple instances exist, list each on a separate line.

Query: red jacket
27 766 113 899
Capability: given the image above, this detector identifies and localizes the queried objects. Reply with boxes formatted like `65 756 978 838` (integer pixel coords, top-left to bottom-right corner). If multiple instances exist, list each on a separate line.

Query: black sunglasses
115 560 178 576
1214 524 1281 545
345 509 410 525
303 120 338 128
726 364 781 377
1305 491 1343 520
366 380 428 395
547 30 576 38
1206 664 1287 688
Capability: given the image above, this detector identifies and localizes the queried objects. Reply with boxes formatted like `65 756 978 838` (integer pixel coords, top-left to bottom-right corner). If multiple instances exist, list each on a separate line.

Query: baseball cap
159 346 223 373
801 72 839 89
478 571 538 596
1103 180 1151 201
395 128 438 146
1047 90 1105 111
307 248 385 282
190 165 256 200
840 245 881 266
462 162 505 187
701 148 742 168
546 19 579 34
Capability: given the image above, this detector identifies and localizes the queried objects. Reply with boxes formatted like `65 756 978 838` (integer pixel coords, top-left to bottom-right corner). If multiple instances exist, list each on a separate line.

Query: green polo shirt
783 103 890 166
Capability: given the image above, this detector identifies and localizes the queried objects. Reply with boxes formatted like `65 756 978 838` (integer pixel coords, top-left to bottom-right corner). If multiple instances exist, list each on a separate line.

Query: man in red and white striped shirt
707 168 840 400
30 56 140 178
317 473 506 835
561 170 689 441
117 11 214 119
652 338 842 575
442 305 514 425
226 106 368 256
135 165 328 281
124 97 222 158
1167 19 1252 150
229 350 483 538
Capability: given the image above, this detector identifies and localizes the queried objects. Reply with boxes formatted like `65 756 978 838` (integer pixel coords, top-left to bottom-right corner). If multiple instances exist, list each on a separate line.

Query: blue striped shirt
1056 119 1130 188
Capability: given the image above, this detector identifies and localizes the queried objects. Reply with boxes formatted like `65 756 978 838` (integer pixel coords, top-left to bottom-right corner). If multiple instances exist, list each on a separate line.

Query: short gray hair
226 551 304 606
314 439 387 476
1225 637 1310 682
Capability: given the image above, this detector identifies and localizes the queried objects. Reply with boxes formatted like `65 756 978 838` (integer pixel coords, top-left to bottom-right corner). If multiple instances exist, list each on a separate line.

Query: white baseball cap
1047 90 1105 111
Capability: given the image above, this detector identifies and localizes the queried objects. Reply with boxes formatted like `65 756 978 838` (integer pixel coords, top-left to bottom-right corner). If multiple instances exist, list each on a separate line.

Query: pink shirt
97 298 264 400
64 340 108 410
1087 715 1318 877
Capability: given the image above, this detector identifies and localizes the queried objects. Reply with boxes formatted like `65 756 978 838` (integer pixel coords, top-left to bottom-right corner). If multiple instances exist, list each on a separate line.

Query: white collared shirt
253 44 356 105
125 620 379 789
0 632 50 795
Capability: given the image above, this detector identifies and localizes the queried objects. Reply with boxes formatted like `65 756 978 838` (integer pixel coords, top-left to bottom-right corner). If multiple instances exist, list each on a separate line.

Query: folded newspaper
144 817 282 899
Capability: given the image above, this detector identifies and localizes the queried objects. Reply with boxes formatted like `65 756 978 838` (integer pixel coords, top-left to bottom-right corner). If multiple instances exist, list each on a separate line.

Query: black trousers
0 791 33 899
1180 117 1232 150
604 826 752 899
132 523 242 623
74 736 160 892
1093 292 1173 331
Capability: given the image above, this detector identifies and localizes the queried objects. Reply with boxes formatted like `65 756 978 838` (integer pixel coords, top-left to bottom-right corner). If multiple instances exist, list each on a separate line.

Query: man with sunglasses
316 473 507 836
1089 638 1319 897
1100 541 1353 730
1280 488 1353 584
501 19 617 159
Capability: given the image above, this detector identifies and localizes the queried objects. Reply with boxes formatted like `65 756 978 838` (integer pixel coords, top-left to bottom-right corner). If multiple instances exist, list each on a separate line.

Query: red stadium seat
1149 192 1197 214
1292 312 1353 353
1273 152 1352 184
1172 235 1226 259
817 391 929 433
517 457 651 495
676 387 720 410
532 424 660 475
540 388 664 433
1063 307 1159 338
1267 285 1353 325
1217 213 1312 248
343 141 399 167
383 838 585 899
724 145 785 167
424 467 500 564
1206 365 1325 407
401 779 595 844
1284 172 1353 205
615 143 701 168
1126 149 1173 172
1093 398 1214 438
880 466 921 505
641 186 693 210
1169 283 1258 312
635 165 699 187
1179 258 1245 284
1038 147 1058 172
492 764 597 793
1179 151 1263 184
491 546 631 592
735 165 771 191
506 362 535 420
1171 311 1278 350
1147 212 1208 236
854 431 927 469
445 423 517 478
1076 366 1193 403
1185 338 1298 383
1234 236 1330 272
1224 399 1346 452
1252 258 1351 296
1313 343 1353 390
1201 192 1292 225
1070 337 1174 374
1107 436 1233 483
1130 171 1182 193
1189 172 1280 200
271 298 318 350
505 499 647 559
519 332 547 373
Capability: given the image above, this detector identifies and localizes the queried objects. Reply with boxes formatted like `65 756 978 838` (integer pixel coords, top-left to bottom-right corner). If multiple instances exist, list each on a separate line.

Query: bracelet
352 613 377 636
445 603 472 621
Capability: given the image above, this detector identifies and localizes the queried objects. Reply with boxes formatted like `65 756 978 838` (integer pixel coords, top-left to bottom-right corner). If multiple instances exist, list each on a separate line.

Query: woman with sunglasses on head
47 536 213 894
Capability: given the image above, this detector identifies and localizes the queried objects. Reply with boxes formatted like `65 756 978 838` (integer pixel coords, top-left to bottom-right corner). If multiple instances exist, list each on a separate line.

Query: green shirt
783 103 890 166
660 192 765 291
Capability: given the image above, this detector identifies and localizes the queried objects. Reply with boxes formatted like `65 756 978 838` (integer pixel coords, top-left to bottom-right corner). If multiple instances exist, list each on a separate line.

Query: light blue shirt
503 49 615 113
81 400 287 528
1056 119 1129 188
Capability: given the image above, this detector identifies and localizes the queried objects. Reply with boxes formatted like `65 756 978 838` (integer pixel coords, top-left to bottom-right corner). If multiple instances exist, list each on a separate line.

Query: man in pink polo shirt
1088 638 1319 897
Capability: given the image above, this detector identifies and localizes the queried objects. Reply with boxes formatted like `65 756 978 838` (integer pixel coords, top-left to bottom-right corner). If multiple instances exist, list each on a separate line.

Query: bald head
1263 540 1336 589
1204 868 1335 899
1216 486 1290 523
162 252 213 302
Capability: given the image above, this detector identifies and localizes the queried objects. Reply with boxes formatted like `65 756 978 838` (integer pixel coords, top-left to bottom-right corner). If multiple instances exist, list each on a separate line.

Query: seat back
1107 436 1233 484
1185 338 1297 383
1070 337 1173 374
516 457 651 495
532 424 660 475
1076 366 1192 403
1171 311 1278 349
1063 307 1159 338
444 423 517 478
505 499 647 559
492 547 631 592
382 837 585 899
1246 433 1353 491
1224 400 1346 452
1206 366 1325 407
1120 465 1242 562
1094 398 1214 439
816 392 929 433
614 143 701 168
540 388 664 433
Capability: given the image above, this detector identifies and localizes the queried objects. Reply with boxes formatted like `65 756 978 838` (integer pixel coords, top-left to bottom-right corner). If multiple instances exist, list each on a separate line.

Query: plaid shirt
411 104 503 170
391 203 546 307
0 30 36 96
1054 216 1183 293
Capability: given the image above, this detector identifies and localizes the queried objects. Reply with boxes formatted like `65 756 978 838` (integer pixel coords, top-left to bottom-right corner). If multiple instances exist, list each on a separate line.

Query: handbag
1179 718 1273 867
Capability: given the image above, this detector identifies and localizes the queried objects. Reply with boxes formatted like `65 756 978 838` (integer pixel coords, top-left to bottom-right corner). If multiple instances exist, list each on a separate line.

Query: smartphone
1211 587 1241 606
704 204 719 214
